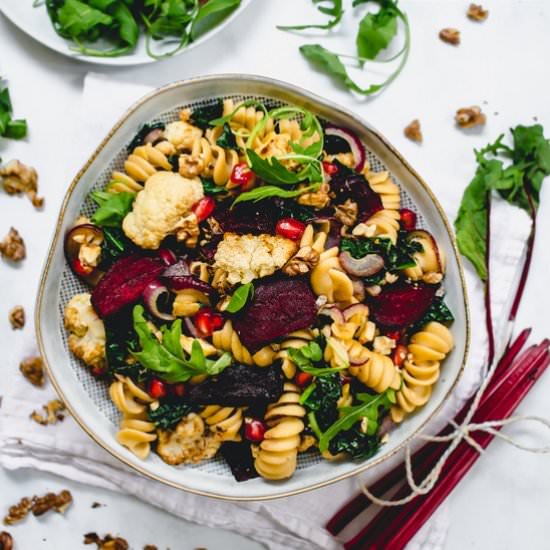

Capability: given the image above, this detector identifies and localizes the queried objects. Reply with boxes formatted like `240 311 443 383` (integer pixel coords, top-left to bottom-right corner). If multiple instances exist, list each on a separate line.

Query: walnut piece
8 306 25 329
404 119 423 143
467 3 488 21
0 228 25 262
143 546 158 550
455 106 486 128
3 490 72 526
3 497 32 525
439 28 460 45
30 399 65 426
297 183 330 209
84 533 129 550
175 212 200 248
282 246 319 276
334 199 358 226
19 356 45 387
0 531 13 550
178 154 205 179
0 160 43 208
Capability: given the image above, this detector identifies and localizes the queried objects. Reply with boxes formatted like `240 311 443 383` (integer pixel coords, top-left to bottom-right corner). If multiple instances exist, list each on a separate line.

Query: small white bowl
0 0 252 66
36 75 470 501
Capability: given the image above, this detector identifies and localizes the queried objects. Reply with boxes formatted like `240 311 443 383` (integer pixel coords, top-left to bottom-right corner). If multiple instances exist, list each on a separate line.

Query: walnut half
467 3 488 21
83 533 129 550
30 399 65 426
8 306 25 330
0 160 43 208
334 199 358 227
19 356 45 387
439 28 460 45
0 531 13 550
455 106 486 128
283 246 319 276
0 228 26 262
404 119 423 143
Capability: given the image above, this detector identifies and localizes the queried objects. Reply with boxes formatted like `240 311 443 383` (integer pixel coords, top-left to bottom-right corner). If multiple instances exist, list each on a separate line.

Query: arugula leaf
216 122 238 149
246 150 303 185
318 389 394 452
278 0 344 31
356 2 398 61
90 191 135 228
191 0 241 40
226 282 254 313
231 182 320 207
0 84 28 140
148 402 193 430
288 341 347 377
131 305 232 382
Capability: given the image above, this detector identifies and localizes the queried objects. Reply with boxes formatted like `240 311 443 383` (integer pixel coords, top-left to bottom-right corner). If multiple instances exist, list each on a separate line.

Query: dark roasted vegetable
221 441 259 482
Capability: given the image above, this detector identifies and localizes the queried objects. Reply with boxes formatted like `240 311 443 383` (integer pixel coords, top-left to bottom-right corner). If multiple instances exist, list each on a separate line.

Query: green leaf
216 122 238 149
226 282 254 313
4 119 28 140
190 100 223 130
246 149 303 185
56 0 113 37
356 4 398 61
0 83 27 140
201 178 226 194
288 341 347 377
278 0 344 31
91 191 135 228
409 297 454 334
148 402 193 430
190 0 241 40
318 389 393 452
231 182 320 207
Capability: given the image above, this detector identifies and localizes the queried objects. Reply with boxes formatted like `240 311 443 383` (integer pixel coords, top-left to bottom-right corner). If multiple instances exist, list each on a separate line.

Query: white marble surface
0 1 549 548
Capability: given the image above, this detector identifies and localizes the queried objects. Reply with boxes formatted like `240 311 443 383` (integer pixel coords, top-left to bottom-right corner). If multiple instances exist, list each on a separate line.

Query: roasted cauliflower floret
64 293 106 370
163 121 202 150
214 232 298 285
156 413 221 466
122 171 203 249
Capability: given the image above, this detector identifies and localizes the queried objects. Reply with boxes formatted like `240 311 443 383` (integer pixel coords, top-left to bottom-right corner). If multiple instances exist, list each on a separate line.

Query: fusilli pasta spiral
199 405 244 442
311 247 355 303
276 329 315 378
403 232 446 283
391 322 454 423
254 382 306 480
212 320 276 367
366 170 401 210
348 347 401 393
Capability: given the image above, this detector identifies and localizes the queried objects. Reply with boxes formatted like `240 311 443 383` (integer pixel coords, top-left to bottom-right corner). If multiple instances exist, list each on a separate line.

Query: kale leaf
216 122 238 149
329 426 380 459
190 99 223 130
127 122 164 152
409 297 454 334
300 373 341 431
148 402 193 430
99 227 136 270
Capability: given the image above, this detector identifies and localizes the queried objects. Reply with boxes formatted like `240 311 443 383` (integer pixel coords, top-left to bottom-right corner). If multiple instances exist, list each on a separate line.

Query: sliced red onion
184 317 200 338
163 274 215 296
158 248 177 266
407 230 443 272
163 259 190 277
325 125 366 172
318 304 345 325
343 303 370 322
143 280 175 321
339 251 385 278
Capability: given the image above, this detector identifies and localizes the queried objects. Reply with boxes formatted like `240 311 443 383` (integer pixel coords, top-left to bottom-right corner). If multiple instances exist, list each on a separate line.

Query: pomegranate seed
170 383 186 398
275 218 306 241
385 330 402 342
400 208 417 231
194 308 224 337
91 365 106 378
244 417 266 442
295 372 314 387
148 378 167 399
72 258 93 276
192 196 215 222
230 162 256 189
392 344 408 367
322 161 339 176
340 374 352 386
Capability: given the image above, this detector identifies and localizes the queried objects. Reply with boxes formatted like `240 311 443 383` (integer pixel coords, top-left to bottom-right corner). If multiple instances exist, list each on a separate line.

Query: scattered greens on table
37 0 242 59
0 81 27 140
278 0 410 96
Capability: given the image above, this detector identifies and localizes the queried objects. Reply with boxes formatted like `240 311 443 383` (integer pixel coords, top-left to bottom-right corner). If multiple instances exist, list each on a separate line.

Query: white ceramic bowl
0 0 252 66
36 75 470 501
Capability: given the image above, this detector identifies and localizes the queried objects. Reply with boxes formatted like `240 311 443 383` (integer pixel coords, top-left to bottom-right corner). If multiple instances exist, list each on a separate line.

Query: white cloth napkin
0 73 532 550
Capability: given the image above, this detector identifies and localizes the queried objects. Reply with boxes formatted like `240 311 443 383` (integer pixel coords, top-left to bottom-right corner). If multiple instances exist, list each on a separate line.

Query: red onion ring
325 125 367 172
143 280 175 321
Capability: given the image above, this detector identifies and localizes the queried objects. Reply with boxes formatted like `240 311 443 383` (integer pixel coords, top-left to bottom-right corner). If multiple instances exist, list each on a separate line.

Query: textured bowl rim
35 74 471 501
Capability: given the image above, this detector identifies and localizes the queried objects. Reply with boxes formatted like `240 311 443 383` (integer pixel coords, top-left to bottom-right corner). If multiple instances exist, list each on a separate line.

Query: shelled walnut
334 199 358 226
0 228 25 262
3 490 72 526
297 183 330 208
0 531 13 550
30 399 65 426
455 106 486 128
19 356 45 387
83 533 129 550
467 3 488 21
0 160 43 208
8 306 25 329
282 246 319 276
404 119 423 143
439 28 460 45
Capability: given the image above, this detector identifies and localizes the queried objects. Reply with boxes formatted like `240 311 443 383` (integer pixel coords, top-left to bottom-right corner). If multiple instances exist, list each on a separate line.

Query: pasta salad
63 98 454 482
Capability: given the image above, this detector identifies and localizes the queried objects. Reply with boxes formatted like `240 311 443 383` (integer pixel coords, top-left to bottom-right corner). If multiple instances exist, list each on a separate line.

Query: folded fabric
0 73 531 550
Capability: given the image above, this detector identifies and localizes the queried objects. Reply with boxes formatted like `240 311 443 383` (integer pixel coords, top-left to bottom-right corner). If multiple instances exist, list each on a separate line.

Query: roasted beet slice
330 172 382 222
214 199 276 235
221 441 259 482
187 364 284 406
233 277 317 351
91 254 165 318
367 281 438 329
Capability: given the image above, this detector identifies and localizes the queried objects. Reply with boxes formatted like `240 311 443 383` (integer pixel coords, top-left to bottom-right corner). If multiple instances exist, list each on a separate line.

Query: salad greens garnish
288 341 348 377
148 402 193 429
90 190 135 228
0 82 27 140
277 0 343 31
231 182 321 206
40 0 242 59
191 100 224 130
131 305 232 383
226 282 254 313
455 125 550 282
409 297 454 335
100 227 136 268
201 178 227 195
280 0 410 97
216 123 238 150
